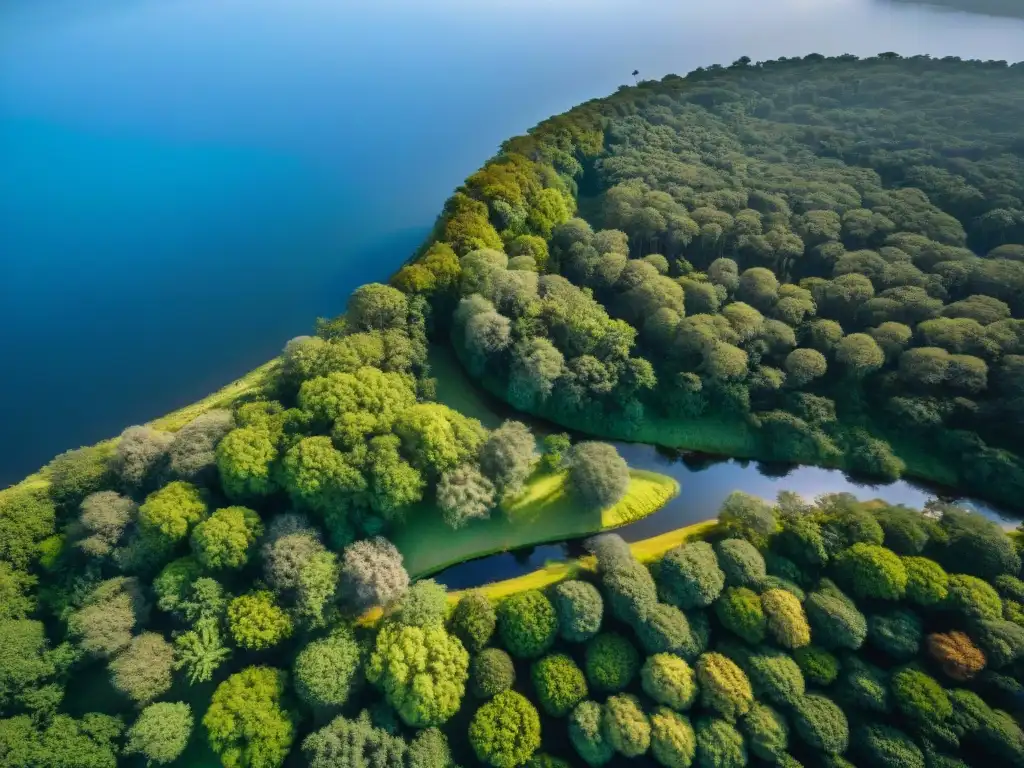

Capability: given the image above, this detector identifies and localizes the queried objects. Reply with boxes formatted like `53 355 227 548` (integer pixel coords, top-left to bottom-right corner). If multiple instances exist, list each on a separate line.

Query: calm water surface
3 0 1024 484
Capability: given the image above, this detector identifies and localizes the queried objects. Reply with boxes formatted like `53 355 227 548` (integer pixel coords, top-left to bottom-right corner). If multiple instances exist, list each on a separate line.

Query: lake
2 0 1024 485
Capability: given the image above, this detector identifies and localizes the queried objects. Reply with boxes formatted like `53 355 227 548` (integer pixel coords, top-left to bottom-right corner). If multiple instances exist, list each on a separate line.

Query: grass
390 468 679 579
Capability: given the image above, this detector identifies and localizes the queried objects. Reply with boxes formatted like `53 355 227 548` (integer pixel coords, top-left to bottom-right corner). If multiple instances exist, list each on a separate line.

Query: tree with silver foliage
437 465 496 529
569 442 630 510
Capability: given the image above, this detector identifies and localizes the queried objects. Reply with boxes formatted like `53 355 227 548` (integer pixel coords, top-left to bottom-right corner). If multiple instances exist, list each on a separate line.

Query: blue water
2 0 1024 485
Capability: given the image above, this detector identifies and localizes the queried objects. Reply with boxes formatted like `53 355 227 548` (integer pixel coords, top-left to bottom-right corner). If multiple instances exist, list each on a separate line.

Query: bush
833 544 907 601
868 609 922 660
109 632 174 706
203 666 294 768
715 539 767 588
602 559 658 625
393 579 448 628
497 590 557 659
470 648 515 699
761 588 811 649
791 694 849 754
935 507 1020 582
227 592 293 651
760 576 806 601
805 589 867 651
635 603 699 658
551 580 603 643
569 442 630 510
926 631 986 681
742 702 789 763
875 507 930 555
902 557 949 606
602 694 651 758
125 702 193 765
775 516 828 569
531 654 587 717
820 502 885 555
718 491 777 548
585 633 640 693
973 619 1024 668
835 655 889 714
891 667 952 724
778 641 828 686
642 653 697 710
468 690 541 768
854 724 925 768
695 717 747 768
742 646 806 707
450 591 496 652
367 623 468 727
658 542 725 610
650 707 696 768
293 625 363 709
696 652 753 721
191 506 263 571
945 574 1002 622
569 701 614 767
715 587 767 644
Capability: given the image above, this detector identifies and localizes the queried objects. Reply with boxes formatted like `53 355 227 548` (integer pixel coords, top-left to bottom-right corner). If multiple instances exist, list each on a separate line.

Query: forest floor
390 468 679 579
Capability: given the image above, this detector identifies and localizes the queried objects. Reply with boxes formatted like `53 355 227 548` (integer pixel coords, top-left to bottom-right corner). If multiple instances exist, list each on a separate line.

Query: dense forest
397 54 1024 507
3 54 1024 768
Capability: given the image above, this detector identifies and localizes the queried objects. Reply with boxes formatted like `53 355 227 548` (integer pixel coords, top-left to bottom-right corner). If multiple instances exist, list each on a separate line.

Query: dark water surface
3 0 1024 485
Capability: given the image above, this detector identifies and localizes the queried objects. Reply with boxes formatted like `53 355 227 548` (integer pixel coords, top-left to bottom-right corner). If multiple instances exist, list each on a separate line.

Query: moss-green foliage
125 702 193 766
293 625 363 709
820 503 885 556
45 445 114 511
760 575 806 601
795 646 840 686
450 591 496 652
530 653 587 717
736 644 807 708
393 579 448 628
227 591 292 651
833 543 907 601
470 648 515 699
203 666 294 768
775 517 828 570
635 603 699 658
468 690 541 768
761 588 811 649
190 505 263 571
875 506 931 555
695 717 747 768
0 489 56 570
891 667 952 724
867 609 922 660
551 580 604 643
569 700 614 767
602 694 651 758
806 586 868 651
138 481 208 544
641 653 698 710
585 632 639 693
994 574 1024 603
658 542 725 610
695 652 754 721
742 702 789 762
718 491 778 549
715 538 767 588
792 694 849 754
524 755 569 768
902 556 949 606
715 586 766 644
934 507 1021 582
854 724 925 768
835 655 890 714
650 707 696 768
497 590 557 659
973 619 1024 668
945 574 1002 622
603 559 659 625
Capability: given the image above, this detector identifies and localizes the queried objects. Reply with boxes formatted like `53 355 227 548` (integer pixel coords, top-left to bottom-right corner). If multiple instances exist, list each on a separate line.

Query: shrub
868 609 922 660
760 576 806 600
227 592 293 650
602 559 658 625
497 590 557 659
945 574 1002 622
658 542 725 610
393 579 448 628
293 625 363 709
715 539 767 588
468 690 541 768
191 506 263 571
602 694 651 758
650 707 696 768
531 654 587 718
569 442 630 510
109 632 174 706
367 623 468 727
715 586 767 644
891 667 952 724
742 702 789 763
742 646 806 707
642 653 697 710
875 506 930 555
791 694 849 754
902 556 949 606
635 603 699 658
926 631 986 681
450 591 496 652
203 666 294 768
718 491 777 547
569 701 614 767
833 544 907 601
125 702 193 765
806 589 867 651
854 724 925 768
585 633 640 693
835 655 889 714
761 588 811 649
695 717 747 768
470 648 515 699
973 619 1024 668
551 580 603 643
696 652 753 721
792 645 837 689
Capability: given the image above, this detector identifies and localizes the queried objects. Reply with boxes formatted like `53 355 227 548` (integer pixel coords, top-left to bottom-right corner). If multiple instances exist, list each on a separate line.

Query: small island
1 53 1023 768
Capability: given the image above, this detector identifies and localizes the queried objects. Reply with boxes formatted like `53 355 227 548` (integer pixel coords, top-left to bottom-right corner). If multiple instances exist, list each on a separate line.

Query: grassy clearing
391 468 679 579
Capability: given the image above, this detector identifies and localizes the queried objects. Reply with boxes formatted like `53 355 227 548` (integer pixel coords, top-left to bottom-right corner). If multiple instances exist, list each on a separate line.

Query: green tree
347 283 409 331
227 591 293 650
715 586 767 644
531 653 588 717
569 442 631 510
191 506 263 570
203 666 294 768
695 717 746 768
497 590 557 659
718 491 777 547
339 537 409 611
450 591 496 652
658 541 725 610
696 652 753 721
125 702 193 766
437 465 495 529
471 647 516 699
138 481 208 544
791 694 849 754
585 632 640 693
761 588 811 649
216 427 279 501
480 420 537 496
293 625 363 709
109 632 174 706
833 543 907 600
641 653 697 710
468 690 541 768
551 580 604 643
